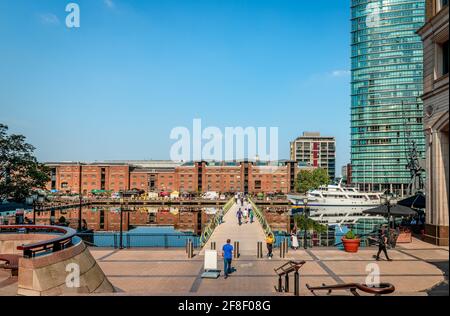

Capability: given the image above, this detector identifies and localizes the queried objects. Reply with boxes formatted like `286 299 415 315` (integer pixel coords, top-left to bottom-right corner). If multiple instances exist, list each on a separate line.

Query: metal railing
200 198 235 246
0 225 77 258
77 232 201 249
248 198 273 237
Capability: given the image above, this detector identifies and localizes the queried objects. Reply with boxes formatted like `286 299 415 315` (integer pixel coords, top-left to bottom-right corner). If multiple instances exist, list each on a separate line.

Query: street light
33 195 45 225
303 198 309 249
381 190 394 240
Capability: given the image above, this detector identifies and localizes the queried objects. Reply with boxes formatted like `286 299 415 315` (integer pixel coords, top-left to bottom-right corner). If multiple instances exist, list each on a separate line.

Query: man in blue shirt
222 239 234 279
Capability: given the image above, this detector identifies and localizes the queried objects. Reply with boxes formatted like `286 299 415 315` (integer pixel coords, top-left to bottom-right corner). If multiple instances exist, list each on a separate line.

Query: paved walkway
200 202 266 256
85 238 448 296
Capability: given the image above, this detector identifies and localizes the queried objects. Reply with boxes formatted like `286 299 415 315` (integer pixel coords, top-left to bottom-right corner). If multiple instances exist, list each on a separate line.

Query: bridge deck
200 202 266 255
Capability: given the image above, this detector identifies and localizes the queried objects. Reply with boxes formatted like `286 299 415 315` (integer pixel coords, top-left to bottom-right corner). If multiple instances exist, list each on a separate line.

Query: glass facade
350 0 426 194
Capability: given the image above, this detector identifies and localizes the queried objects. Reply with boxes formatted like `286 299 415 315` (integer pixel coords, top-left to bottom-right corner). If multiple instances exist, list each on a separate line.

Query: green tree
294 214 327 233
295 168 330 193
0 124 50 201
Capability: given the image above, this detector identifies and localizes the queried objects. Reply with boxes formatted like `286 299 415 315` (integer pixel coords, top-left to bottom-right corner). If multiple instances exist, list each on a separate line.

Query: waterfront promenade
200 202 266 256
90 238 447 296
0 238 447 296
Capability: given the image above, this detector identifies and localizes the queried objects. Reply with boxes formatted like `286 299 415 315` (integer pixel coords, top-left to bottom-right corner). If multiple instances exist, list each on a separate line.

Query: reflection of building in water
261 207 290 233
33 206 213 234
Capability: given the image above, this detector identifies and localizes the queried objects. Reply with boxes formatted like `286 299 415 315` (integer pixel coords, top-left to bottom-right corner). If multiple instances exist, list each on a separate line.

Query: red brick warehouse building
45 160 302 195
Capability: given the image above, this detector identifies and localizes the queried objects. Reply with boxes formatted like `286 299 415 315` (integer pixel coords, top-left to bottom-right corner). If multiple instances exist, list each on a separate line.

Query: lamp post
33 195 45 225
381 190 394 241
303 198 309 249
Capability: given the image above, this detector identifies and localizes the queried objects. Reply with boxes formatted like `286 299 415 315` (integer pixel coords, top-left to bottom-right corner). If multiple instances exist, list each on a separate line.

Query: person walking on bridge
222 239 234 279
266 233 275 259
237 208 243 226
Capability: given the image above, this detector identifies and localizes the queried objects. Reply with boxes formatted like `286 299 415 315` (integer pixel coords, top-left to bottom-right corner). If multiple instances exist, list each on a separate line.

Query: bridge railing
248 198 273 237
200 198 235 247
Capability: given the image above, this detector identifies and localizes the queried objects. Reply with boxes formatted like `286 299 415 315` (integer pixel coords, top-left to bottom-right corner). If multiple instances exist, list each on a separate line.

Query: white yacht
287 181 385 226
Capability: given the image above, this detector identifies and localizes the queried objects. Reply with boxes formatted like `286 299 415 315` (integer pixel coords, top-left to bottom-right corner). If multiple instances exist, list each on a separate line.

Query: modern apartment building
45 160 301 195
417 0 449 246
290 132 336 179
350 0 426 195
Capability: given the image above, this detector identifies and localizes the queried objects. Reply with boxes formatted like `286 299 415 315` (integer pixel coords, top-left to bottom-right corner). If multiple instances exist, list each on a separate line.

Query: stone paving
87 238 448 296
0 237 447 296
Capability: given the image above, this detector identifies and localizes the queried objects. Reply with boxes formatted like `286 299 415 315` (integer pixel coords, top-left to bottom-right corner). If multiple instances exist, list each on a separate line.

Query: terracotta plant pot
342 238 361 253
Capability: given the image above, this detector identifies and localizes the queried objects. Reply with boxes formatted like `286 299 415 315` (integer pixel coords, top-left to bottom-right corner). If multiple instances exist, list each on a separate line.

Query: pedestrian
266 233 275 259
222 239 233 279
291 230 299 250
243 207 248 224
218 208 224 224
249 208 254 224
237 208 243 226
374 228 392 261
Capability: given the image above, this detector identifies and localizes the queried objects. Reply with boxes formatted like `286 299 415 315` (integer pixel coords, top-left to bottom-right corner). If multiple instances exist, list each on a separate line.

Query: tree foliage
294 214 327 233
295 168 330 193
0 124 50 201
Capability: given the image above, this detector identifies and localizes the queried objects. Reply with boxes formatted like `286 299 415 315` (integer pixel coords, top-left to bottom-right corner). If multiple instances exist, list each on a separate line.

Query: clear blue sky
0 0 351 175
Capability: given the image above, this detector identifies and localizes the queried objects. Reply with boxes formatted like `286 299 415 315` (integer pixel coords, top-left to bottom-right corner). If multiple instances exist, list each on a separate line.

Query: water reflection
33 206 216 235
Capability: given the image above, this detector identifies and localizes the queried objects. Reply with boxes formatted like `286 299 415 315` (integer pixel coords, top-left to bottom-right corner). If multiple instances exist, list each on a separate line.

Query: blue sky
0 0 351 175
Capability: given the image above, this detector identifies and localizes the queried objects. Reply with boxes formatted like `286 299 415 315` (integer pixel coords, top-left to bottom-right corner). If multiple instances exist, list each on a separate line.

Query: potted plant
342 230 361 253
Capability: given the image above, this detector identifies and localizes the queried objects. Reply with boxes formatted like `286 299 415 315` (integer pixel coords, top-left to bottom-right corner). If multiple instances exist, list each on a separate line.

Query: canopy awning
397 192 426 209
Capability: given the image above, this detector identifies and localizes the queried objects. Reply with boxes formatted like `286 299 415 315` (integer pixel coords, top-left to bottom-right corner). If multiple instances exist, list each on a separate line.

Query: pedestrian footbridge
200 201 268 256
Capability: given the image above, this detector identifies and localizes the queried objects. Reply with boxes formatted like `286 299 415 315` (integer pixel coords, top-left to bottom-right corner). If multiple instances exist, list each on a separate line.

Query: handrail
306 283 395 296
274 260 306 276
200 198 235 246
0 225 77 258
248 198 273 237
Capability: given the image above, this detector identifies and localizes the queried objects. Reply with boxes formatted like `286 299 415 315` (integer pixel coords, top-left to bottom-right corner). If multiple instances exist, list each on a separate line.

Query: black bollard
294 271 300 296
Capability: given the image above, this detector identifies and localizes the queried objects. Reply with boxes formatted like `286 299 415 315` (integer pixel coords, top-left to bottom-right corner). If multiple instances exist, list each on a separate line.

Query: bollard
284 237 289 254
277 275 283 292
211 241 216 250
257 241 263 258
294 271 300 296
187 239 194 259
185 239 189 254
280 240 286 258
234 241 237 258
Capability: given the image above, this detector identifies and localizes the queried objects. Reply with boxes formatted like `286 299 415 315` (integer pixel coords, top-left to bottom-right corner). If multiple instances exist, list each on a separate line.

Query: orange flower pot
342 238 361 253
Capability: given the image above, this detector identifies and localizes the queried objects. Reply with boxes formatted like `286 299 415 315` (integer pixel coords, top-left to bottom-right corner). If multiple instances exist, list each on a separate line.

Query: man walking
374 228 392 261
222 239 233 279
266 233 275 259
249 207 254 224
237 208 243 226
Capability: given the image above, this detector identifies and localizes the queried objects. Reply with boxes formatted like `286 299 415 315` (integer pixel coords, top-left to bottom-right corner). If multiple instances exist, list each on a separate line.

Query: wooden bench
0 254 20 276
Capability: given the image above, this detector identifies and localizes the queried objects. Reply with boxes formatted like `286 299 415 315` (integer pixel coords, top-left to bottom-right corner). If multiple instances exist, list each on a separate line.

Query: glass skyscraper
351 0 426 195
